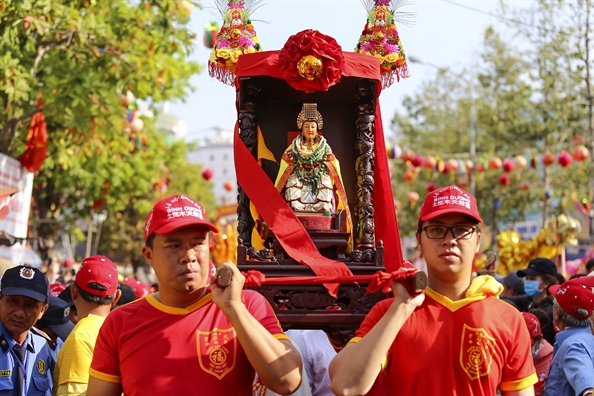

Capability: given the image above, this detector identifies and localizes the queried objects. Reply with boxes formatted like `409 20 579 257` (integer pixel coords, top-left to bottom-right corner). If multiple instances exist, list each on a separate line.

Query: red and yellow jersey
351 287 538 395
90 290 288 396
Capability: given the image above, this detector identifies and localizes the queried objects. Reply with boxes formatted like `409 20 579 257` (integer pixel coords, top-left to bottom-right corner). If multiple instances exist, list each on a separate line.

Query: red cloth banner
372 103 403 271
18 93 47 173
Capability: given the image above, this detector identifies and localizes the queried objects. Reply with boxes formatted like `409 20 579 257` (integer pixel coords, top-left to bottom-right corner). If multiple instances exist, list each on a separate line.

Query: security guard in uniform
0 265 54 395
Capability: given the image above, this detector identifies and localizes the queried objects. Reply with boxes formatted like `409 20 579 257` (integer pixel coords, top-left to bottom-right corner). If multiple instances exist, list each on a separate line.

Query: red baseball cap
123 277 150 299
63 258 76 268
521 312 542 339
418 185 482 226
75 255 119 297
549 277 594 319
144 195 218 241
49 282 67 297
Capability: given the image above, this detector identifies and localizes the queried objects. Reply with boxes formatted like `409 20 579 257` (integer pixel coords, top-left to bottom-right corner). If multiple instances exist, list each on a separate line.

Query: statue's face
301 121 318 141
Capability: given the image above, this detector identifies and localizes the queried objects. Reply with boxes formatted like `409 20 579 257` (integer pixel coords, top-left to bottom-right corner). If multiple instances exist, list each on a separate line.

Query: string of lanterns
388 143 591 188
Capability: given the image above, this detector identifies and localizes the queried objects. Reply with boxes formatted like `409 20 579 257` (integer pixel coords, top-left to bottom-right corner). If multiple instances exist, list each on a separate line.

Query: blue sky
169 0 532 142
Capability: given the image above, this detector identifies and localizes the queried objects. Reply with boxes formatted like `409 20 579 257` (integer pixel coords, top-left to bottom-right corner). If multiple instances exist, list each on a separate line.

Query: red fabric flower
278 29 344 93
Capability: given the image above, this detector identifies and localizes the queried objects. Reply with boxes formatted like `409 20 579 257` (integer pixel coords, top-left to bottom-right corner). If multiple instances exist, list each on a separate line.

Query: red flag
18 93 47 172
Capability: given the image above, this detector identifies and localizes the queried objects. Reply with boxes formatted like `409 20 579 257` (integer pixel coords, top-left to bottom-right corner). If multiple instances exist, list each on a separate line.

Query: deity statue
275 104 350 219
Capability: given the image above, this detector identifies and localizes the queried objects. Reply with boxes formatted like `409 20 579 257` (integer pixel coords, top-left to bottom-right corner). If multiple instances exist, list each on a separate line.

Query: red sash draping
241 268 421 297
372 103 403 271
233 125 352 297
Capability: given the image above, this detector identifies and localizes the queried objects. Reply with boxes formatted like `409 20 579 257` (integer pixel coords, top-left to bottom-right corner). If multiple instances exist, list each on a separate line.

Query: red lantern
401 149 415 162
513 155 527 170
573 145 590 162
572 135 586 145
542 153 555 166
488 157 502 170
426 182 437 192
442 161 453 174
502 158 515 173
557 150 573 168
407 191 420 203
403 170 416 182
457 177 469 188
224 181 234 191
423 155 437 170
498 174 510 187
201 168 214 181
475 161 486 173
519 181 531 191
447 159 459 172
411 154 424 168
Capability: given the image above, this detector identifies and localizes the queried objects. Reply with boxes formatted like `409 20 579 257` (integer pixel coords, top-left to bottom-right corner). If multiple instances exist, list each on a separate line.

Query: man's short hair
586 259 594 273
553 299 592 328
74 282 117 306
112 283 137 309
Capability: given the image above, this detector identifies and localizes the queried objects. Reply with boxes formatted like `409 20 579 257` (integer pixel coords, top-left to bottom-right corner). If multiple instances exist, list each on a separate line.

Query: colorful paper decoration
278 30 345 93
355 0 411 89
209 0 263 85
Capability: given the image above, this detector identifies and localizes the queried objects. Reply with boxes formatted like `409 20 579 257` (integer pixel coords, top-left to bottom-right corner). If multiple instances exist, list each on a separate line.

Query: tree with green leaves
0 0 213 259
391 3 593 243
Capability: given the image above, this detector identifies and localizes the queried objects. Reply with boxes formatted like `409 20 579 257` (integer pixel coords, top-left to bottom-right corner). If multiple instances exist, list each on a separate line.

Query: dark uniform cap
40 296 74 340
503 271 526 295
517 258 558 278
57 286 75 308
1 266 49 303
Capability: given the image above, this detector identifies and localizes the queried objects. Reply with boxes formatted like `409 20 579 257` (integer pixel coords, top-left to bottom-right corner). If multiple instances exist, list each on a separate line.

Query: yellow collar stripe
146 293 212 315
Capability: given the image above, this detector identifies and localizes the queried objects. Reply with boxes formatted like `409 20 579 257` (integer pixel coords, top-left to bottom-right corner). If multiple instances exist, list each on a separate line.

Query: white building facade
186 127 236 205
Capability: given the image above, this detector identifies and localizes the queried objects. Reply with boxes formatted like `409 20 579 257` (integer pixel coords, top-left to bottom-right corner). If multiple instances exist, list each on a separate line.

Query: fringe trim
382 63 410 90
208 61 236 86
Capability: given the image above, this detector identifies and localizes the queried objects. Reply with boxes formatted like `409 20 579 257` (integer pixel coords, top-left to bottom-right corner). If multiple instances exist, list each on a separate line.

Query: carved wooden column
354 79 377 254
236 80 260 247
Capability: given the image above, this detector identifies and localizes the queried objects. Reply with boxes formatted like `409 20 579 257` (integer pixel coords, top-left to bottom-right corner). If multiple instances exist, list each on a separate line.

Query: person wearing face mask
509 258 560 346
522 311 553 396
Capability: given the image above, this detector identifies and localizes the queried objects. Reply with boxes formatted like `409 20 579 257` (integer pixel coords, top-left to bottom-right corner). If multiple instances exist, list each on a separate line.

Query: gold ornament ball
373 32 385 43
230 29 241 40
297 55 323 81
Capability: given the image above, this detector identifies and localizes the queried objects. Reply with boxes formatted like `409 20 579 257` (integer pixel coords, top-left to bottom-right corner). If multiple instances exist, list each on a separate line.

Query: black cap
502 271 526 295
57 286 75 309
39 296 74 340
1 266 49 303
517 258 558 278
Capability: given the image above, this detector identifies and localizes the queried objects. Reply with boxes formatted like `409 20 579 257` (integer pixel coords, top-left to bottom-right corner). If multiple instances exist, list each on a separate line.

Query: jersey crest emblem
36 359 46 375
197 327 236 380
460 324 496 380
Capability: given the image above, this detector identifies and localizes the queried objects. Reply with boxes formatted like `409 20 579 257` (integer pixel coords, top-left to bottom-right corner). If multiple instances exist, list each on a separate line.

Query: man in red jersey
330 185 537 396
87 194 302 396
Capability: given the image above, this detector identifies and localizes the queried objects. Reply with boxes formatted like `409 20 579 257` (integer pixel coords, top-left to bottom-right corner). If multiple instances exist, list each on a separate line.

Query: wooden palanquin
233 50 401 341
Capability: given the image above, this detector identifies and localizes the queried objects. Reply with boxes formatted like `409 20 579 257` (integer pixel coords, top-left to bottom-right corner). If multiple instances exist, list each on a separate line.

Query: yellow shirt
53 315 107 395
